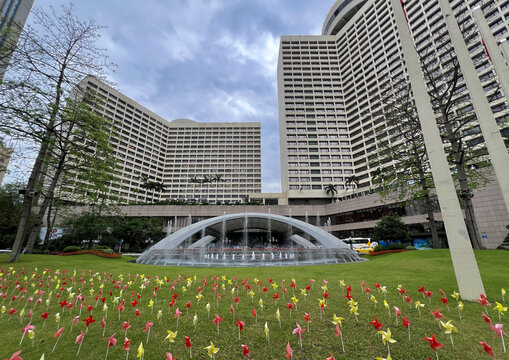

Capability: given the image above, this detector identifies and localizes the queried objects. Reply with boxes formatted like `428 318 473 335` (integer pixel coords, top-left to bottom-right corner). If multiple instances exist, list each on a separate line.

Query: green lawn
0 250 508 359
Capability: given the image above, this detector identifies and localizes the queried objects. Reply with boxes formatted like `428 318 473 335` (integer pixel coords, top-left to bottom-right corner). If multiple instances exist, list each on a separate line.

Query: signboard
39 227 63 244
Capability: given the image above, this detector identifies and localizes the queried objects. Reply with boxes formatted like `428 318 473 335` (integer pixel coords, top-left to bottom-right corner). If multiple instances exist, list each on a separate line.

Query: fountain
136 213 366 267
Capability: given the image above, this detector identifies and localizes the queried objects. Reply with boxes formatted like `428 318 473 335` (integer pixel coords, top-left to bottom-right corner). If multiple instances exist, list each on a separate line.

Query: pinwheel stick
105 344 110 360
125 350 129 360
77 335 85 357
189 347 193 359
501 333 506 353
146 327 151 343
52 334 61 352
449 334 454 347
340 333 345 353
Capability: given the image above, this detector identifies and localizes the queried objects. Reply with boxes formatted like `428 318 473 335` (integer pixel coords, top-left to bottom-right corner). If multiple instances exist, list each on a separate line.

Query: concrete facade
278 0 509 201
61 76 261 204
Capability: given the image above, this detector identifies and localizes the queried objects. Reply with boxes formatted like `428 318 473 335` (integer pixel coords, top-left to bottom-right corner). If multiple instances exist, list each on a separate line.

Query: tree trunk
8 134 52 262
43 200 58 246
424 194 440 248
457 163 483 249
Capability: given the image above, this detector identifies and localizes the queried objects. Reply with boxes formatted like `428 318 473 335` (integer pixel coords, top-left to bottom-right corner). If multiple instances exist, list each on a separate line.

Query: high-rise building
60 76 261 204
278 0 509 204
0 143 12 185
0 0 35 78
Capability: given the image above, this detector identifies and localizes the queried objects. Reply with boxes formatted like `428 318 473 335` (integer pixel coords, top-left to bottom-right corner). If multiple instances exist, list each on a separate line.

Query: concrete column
500 39 509 64
390 0 484 300
440 0 509 215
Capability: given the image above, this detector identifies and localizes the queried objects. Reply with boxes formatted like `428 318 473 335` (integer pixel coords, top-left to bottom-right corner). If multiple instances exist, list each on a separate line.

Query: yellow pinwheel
259 299 263 308
300 288 307 296
349 306 359 316
157 310 163 320
493 301 508 316
196 293 203 302
248 291 254 300
440 320 458 334
205 341 219 358
264 321 269 338
148 299 154 308
375 355 392 360
193 314 198 327
458 301 464 311
291 295 299 305
370 295 377 304
378 328 396 346
451 291 460 301
137 342 144 358
332 313 344 327
165 330 178 343
338 279 345 287
272 282 278 290
276 308 280 320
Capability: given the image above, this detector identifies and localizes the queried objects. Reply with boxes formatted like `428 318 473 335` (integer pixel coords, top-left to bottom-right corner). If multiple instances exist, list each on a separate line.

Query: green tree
212 174 225 202
345 175 359 194
140 174 165 203
2 6 114 262
371 81 440 248
324 183 338 203
0 183 24 248
372 213 411 243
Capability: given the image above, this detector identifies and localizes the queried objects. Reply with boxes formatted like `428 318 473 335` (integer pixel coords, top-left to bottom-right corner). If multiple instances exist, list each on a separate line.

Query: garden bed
57 250 122 258
369 249 408 256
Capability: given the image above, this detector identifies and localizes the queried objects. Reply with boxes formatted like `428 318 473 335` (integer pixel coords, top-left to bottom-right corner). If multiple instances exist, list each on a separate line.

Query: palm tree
212 174 225 202
345 175 360 194
324 183 338 203
189 176 200 201
140 174 165 203
202 175 212 203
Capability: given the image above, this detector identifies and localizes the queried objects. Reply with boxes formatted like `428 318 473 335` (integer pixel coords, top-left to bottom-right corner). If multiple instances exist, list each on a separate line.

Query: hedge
369 249 408 256
57 250 121 258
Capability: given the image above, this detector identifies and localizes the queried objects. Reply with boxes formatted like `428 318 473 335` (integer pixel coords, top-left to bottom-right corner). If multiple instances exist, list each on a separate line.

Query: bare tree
1 5 115 262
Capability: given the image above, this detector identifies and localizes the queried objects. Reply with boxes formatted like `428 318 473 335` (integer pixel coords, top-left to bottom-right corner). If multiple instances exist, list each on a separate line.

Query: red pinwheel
477 294 491 307
430 309 445 322
122 337 130 351
423 333 443 352
122 321 131 333
326 354 335 360
142 321 153 333
236 318 245 339
83 315 95 327
212 314 224 334
482 313 492 324
369 316 384 331
185 336 192 348
75 330 85 344
440 297 448 306
403 315 411 328
241 344 250 358
479 341 495 358
252 307 257 321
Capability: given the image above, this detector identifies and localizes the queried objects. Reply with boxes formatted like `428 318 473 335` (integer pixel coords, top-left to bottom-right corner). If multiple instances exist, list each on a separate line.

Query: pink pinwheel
423 333 443 358
19 323 34 345
122 321 131 335
106 333 117 347
394 306 401 326
285 342 293 359
241 344 250 358
479 341 495 358
122 337 130 351
52 327 65 352
293 323 306 349
174 308 183 328
75 331 85 344
212 314 224 334
490 323 507 353
142 321 153 333
236 318 245 339
3 350 23 360
369 316 383 331
166 352 176 360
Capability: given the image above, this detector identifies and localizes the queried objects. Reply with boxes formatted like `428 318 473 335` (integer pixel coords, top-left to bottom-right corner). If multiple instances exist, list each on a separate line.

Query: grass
0 250 508 359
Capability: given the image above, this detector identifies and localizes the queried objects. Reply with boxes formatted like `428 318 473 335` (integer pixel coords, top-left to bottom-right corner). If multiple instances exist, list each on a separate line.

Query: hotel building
61 76 261 204
278 0 509 204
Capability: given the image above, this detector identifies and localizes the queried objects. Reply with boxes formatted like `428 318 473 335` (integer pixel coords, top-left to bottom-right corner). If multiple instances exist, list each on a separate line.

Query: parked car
354 244 373 254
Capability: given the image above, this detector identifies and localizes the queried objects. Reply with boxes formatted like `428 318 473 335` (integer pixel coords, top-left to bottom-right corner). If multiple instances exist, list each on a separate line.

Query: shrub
373 245 386 252
406 245 416 250
62 245 81 253
100 248 114 254
386 243 406 250
31 249 45 254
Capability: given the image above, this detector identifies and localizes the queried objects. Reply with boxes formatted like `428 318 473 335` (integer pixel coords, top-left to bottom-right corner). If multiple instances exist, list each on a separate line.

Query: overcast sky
8 0 335 192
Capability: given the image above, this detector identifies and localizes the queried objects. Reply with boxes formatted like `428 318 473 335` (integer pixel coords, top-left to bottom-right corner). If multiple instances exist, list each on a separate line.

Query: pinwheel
174 308 183 328
212 314 223 335
502 288 506 304
425 290 433 304
136 342 144 360
19 322 34 345
293 323 305 349
424 333 443 359
393 306 401 326
259 298 264 313
104 333 117 360
414 300 425 316
83 314 95 332
51 327 64 352
451 291 460 302
157 309 163 324
2 350 23 360
27 329 34 348
75 330 85 357
477 294 491 314
378 328 396 355
185 336 192 358
264 322 270 344
493 301 507 321
370 295 377 308
440 320 457 347
205 341 219 359
241 344 250 358
230 304 235 321
457 301 464 320
206 303 210 318
193 313 198 328
276 308 281 328
490 323 507 353
252 307 257 323
285 342 293 360
332 314 345 353
479 341 495 358
235 318 245 339
304 312 311 333
122 337 130 356
430 309 445 328
122 321 131 337
166 352 176 360
318 298 326 320
142 321 153 343
370 316 384 332
101 316 106 336
403 315 411 341
384 300 391 318
54 312 60 330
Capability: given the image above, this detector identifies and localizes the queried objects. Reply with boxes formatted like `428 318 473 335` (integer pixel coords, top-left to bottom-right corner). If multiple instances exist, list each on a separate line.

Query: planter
57 250 121 258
